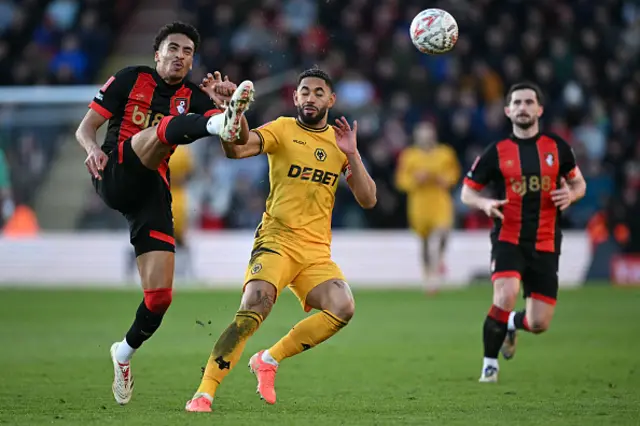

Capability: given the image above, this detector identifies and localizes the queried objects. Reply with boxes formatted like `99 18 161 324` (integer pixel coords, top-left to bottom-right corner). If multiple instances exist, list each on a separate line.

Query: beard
512 114 537 130
297 105 328 126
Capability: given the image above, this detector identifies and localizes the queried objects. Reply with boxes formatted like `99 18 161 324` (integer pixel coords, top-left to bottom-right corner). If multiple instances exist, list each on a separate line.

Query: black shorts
491 241 559 304
93 139 175 256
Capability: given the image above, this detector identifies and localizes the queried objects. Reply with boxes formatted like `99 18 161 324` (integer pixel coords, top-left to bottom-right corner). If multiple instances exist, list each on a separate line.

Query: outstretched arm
220 123 263 159
334 117 377 209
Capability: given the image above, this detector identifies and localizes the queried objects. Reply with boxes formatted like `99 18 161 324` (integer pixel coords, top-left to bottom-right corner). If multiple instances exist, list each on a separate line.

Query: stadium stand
1 0 638 253
0 0 134 225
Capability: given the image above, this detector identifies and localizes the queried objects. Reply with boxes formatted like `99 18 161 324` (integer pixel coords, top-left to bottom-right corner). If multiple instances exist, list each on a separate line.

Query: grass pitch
0 285 639 425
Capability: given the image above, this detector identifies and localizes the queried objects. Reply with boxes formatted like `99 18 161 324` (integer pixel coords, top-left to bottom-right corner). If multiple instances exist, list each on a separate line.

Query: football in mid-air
409 8 459 55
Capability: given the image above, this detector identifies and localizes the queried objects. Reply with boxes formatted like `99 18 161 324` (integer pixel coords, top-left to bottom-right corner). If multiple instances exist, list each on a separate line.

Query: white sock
507 311 516 331
261 350 279 366
206 113 225 135
483 357 498 371
115 338 136 364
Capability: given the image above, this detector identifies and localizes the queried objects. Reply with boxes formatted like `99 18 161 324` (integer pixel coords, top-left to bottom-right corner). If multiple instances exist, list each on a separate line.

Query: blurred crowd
2 0 640 252
0 0 129 224
0 0 133 85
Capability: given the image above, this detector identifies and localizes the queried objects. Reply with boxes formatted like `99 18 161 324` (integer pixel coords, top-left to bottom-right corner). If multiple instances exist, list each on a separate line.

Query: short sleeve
463 144 498 191
252 118 283 154
556 137 579 180
189 87 223 117
89 67 137 119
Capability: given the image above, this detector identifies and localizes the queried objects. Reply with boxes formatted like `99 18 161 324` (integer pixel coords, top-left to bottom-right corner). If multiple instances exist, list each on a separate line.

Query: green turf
0 285 639 425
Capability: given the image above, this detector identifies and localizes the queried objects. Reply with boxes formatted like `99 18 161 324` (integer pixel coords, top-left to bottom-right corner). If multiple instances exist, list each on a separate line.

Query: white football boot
478 365 499 383
219 80 255 141
110 342 134 405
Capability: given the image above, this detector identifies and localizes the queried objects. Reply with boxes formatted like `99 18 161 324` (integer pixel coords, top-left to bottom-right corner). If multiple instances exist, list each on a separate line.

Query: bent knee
326 295 355 322
528 319 551 334
241 280 277 318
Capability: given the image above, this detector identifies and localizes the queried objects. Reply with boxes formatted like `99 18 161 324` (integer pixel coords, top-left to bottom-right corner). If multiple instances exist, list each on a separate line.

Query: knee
493 279 520 310
495 290 519 310
240 280 277 318
325 286 355 322
143 288 173 314
528 318 551 334
330 297 355 322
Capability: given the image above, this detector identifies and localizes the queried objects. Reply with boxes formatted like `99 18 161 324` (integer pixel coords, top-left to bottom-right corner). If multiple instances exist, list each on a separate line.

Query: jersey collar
153 69 185 89
510 132 540 143
296 118 329 133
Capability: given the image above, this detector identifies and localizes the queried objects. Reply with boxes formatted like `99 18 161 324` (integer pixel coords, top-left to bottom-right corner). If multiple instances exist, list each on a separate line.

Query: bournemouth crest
545 152 555 167
173 97 190 115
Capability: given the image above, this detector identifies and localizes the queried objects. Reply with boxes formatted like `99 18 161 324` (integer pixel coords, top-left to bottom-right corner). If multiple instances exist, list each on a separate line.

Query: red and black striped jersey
88 65 221 186
463 133 579 253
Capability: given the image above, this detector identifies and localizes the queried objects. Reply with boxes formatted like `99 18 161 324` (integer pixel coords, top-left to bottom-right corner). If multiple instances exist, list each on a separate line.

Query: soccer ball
409 8 459 55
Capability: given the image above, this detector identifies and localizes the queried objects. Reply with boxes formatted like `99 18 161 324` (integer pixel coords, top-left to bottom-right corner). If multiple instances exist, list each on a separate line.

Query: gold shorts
244 251 345 311
409 213 453 238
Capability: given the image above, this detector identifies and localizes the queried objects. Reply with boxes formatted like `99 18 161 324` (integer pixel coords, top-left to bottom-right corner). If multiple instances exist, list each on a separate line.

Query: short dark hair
506 81 544 105
153 21 200 53
297 67 333 91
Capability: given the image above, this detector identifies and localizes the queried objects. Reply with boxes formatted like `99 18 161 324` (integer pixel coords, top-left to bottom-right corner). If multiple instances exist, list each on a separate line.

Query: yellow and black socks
197 310 263 397
268 310 348 363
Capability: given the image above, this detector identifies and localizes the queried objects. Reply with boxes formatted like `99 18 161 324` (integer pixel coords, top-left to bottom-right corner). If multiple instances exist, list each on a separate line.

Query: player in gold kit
185 68 377 413
169 145 194 278
395 121 460 293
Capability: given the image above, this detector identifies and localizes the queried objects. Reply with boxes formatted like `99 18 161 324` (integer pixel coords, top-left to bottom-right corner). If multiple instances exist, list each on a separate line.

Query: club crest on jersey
545 153 554 166
314 148 327 162
173 97 190 115
251 263 262 275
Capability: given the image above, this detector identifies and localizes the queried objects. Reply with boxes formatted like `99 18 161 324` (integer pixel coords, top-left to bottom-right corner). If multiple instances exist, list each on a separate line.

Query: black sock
483 305 509 358
125 300 166 348
421 238 429 266
514 311 529 331
158 114 211 145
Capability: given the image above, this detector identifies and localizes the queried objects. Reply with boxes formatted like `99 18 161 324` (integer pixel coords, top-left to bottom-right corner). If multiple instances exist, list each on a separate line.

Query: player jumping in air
395 121 460 294
75 21 254 405
185 68 378 412
461 82 587 382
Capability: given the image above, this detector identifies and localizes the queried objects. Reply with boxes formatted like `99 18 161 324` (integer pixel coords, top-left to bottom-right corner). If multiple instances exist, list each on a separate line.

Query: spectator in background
0 0 15 34
46 0 79 32
49 34 87 83
0 147 14 229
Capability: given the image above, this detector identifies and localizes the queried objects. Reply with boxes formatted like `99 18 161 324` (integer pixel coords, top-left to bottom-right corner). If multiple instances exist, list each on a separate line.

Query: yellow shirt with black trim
252 117 350 261
395 144 460 223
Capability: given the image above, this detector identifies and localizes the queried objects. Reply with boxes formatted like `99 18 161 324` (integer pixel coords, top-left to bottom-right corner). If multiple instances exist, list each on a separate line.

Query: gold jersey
169 145 193 183
252 117 350 260
395 144 460 230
